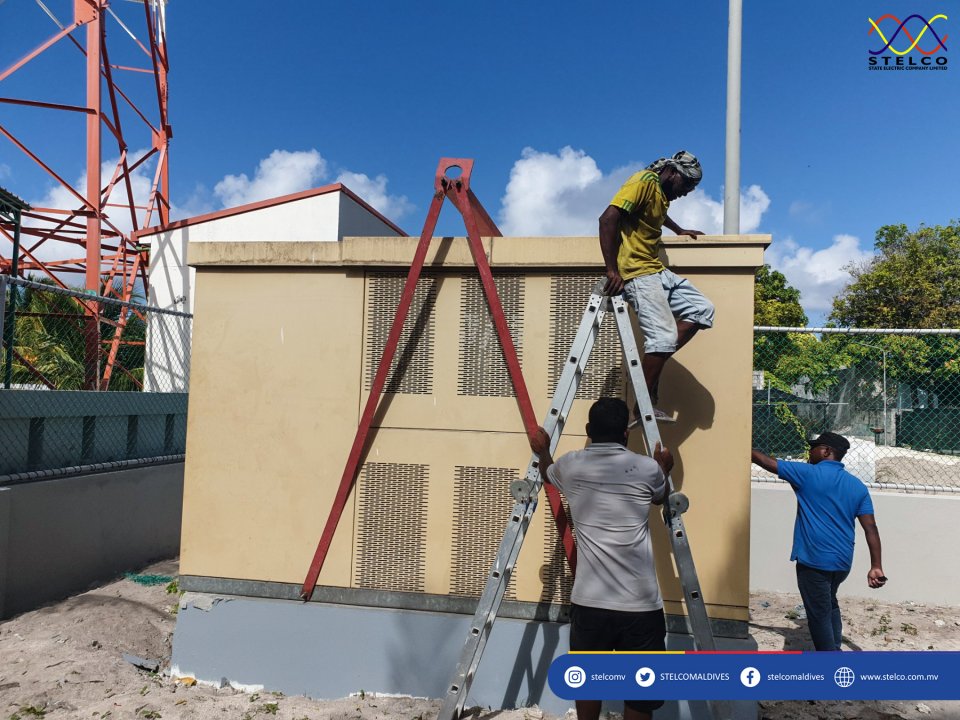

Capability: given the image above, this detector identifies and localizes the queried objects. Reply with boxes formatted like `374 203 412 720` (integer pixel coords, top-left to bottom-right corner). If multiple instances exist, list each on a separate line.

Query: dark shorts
570 603 666 713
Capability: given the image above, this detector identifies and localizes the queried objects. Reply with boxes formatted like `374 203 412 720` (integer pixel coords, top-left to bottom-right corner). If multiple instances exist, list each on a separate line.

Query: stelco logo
868 14 948 71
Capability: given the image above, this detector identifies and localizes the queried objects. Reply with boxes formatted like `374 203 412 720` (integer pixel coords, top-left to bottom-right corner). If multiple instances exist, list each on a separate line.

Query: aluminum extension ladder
438 281 727 720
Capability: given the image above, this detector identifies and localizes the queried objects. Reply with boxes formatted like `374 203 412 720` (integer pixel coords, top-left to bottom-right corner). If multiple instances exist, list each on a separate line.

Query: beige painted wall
183 235 769 623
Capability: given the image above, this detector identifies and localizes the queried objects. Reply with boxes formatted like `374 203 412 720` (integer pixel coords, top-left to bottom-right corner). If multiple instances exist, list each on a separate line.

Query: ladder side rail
609 295 717 652
438 497 539 720
299 191 446 600
540 289 609 452
438 288 610 720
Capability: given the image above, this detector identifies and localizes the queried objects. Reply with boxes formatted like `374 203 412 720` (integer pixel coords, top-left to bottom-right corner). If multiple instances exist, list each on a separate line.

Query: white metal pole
724 0 743 234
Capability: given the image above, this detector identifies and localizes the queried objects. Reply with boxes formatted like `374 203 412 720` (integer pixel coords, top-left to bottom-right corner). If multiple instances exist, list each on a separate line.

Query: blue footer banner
548 651 960 701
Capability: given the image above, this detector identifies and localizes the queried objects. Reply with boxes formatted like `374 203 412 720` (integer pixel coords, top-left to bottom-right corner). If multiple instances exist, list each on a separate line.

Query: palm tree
6 277 146 390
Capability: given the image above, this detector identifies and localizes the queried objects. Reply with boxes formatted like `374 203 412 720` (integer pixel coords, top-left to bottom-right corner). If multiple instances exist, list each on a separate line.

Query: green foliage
774 402 807 445
871 613 893 636
754 265 808 327
8 705 47 719
753 268 831 394
754 227 960 414
757 332 844 396
825 327 960 408
831 221 960 328
6 276 146 390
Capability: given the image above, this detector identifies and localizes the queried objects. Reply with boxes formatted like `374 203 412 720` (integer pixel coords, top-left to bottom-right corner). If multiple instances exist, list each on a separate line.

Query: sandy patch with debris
2 559 958 719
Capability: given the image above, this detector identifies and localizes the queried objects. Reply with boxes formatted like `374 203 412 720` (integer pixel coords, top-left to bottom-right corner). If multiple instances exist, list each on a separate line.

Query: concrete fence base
0 461 183 619
750 482 960 606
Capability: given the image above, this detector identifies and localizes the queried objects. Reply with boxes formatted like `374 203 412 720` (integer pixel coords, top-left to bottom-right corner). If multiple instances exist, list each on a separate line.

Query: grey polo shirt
546 442 665 612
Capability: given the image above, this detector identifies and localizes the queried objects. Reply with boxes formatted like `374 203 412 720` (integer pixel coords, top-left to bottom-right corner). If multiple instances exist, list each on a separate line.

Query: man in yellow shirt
599 151 714 423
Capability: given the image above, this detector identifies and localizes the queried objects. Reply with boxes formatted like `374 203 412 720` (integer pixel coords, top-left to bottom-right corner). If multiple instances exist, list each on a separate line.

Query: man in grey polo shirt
530 397 672 720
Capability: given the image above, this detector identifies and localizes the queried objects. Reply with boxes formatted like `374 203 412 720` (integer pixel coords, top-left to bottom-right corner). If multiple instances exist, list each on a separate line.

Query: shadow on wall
643 360 716 491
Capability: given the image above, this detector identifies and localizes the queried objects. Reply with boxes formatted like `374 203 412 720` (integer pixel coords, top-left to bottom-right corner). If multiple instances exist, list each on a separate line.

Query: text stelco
869 54 948 70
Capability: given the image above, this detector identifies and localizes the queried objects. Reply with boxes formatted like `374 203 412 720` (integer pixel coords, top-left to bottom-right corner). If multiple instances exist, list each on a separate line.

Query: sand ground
2 559 958 720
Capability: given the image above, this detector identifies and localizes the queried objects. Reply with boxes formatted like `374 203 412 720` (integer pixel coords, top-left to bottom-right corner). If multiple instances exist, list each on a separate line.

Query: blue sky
2 1 958 324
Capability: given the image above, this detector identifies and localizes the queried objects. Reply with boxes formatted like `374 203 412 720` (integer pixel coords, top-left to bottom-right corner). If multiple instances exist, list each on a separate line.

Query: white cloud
208 149 412 222
213 149 327 208
335 171 413 221
14 147 405 297
23 149 157 266
19 148 411 268
766 234 875 315
669 184 770 235
169 184 214 221
499 146 625 235
498 146 770 236
0 163 10 180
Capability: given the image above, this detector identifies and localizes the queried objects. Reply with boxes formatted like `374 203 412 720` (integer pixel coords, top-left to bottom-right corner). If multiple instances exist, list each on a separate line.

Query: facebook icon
740 667 761 688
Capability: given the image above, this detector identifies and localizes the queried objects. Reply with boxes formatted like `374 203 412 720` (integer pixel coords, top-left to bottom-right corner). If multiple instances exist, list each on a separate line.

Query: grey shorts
622 268 715 353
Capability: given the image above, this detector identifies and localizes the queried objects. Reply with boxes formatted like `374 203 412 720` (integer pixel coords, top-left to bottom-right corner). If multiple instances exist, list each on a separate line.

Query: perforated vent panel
365 272 438 395
450 466 520 599
458 274 525 397
550 273 624 399
354 462 427 592
539 494 575 604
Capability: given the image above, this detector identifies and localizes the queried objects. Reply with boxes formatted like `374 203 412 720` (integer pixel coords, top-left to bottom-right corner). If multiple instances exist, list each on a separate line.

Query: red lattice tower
0 0 170 389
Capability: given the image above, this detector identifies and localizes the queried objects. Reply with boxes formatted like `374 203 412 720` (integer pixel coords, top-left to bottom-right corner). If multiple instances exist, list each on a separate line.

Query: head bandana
647 150 702 186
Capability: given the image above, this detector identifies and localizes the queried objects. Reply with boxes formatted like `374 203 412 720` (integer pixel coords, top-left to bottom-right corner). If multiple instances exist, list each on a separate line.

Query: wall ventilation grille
450 465 520 599
458 273 525 397
365 272 438 395
354 462 428 592
549 273 624 399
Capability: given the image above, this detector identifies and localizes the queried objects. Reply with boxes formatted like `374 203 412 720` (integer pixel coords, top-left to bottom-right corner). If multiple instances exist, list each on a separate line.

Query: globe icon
834 666 855 688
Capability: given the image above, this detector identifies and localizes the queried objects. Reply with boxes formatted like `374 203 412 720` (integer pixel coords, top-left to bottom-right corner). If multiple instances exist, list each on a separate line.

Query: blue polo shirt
776 459 874 572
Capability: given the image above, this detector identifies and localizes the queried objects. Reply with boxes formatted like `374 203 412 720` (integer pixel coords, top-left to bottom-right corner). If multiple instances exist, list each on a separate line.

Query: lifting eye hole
444 165 463 180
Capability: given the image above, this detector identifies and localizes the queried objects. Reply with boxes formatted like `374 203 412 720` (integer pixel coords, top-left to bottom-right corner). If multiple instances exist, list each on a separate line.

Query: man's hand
529 427 551 456
653 441 674 476
868 567 887 589
664 215 704 240
529 427 554 482
603 268 624 295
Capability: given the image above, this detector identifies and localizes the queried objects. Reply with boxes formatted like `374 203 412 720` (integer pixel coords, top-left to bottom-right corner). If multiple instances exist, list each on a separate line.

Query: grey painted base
172 593 757 720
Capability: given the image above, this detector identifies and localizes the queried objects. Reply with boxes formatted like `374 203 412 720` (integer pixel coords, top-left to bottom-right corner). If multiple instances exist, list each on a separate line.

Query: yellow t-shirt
609 170 668 279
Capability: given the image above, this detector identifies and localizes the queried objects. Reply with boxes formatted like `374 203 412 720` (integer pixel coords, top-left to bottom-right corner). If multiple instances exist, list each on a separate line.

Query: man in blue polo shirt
751 432 886 651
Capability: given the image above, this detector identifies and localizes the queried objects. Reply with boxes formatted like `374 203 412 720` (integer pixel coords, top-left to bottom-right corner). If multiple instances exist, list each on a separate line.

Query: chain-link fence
753 326 960 492
0 275 192 478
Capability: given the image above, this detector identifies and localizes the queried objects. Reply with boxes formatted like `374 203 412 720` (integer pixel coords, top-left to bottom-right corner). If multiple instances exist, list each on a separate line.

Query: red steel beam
445 162 577 570
299 176 446 600
299 158 576 601
0 23 80 82
0 97 95 114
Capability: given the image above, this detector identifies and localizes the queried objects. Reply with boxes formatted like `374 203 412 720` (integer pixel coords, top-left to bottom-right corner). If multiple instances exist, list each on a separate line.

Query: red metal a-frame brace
300 158 576 600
